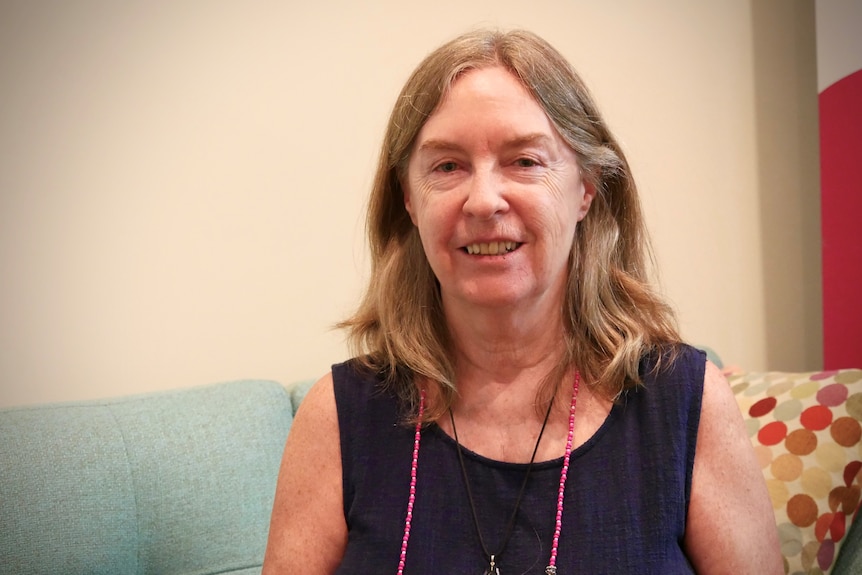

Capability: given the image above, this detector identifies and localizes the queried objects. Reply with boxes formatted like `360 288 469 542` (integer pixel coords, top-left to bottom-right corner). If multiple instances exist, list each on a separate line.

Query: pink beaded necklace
396 373 581 575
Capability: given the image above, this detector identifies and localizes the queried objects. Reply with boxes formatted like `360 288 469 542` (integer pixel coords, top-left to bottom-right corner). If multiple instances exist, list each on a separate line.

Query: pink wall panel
820 69 862 369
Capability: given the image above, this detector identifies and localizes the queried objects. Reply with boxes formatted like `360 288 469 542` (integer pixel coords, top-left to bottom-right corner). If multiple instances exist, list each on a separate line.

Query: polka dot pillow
730 369 862 575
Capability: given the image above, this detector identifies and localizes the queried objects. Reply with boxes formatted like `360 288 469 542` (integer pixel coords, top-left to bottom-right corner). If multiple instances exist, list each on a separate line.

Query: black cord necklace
448 398 555 575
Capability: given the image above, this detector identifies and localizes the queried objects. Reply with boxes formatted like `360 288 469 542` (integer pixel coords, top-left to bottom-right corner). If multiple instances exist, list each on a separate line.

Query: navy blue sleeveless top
333 345 704 574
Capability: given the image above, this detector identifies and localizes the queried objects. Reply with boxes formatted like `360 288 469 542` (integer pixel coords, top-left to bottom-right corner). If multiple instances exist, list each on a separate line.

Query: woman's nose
462 168 509 219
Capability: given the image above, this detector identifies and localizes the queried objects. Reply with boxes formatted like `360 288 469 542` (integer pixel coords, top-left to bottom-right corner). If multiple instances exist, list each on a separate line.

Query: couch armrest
834 512 862 575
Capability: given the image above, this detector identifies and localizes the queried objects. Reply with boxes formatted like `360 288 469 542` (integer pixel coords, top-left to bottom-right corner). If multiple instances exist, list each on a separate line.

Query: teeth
466 241 519 255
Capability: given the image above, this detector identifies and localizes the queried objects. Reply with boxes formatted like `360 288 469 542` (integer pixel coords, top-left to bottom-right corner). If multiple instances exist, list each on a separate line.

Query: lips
464 241 521 255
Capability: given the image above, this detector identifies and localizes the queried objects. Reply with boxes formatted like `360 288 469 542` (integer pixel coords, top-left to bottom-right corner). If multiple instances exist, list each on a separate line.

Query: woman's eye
515 158 538 168
435 161 458 173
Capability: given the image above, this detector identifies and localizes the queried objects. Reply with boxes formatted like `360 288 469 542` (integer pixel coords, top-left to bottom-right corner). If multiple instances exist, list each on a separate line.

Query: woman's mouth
464 241 521 255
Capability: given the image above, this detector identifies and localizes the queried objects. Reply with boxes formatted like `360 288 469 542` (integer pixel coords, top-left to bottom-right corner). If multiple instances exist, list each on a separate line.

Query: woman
263 29 782 574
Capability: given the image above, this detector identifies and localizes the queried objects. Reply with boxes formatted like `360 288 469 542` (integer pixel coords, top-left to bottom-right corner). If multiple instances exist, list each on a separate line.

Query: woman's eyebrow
416 133 553 154
501 133 554 150
414 139 464 154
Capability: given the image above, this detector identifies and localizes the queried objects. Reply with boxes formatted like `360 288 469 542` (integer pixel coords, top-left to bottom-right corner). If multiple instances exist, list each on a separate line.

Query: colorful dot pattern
731 369 862 574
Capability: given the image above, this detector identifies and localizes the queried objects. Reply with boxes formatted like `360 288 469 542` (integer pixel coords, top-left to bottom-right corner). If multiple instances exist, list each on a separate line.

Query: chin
449 286 535 310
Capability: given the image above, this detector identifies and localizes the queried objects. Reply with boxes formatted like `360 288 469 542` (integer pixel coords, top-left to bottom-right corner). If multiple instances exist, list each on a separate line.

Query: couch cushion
0 405 139 574
731 369 862 575
0 380 293 575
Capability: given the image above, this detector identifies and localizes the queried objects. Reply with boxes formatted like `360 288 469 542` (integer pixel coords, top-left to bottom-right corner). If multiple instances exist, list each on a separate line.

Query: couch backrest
0 380 294 575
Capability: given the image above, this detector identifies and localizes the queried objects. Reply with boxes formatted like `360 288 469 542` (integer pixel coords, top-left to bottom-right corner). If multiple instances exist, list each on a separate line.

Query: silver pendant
484 554 500 575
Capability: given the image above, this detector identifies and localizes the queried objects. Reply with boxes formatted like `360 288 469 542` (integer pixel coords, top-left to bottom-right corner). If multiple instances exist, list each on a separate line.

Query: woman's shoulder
331 357 388 399
332 356 377 378
330 357 406 428
638 342 707 386
625 343 709 436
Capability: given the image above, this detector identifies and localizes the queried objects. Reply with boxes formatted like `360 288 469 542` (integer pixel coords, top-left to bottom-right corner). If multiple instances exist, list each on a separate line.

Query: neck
441 299 571 428
443 296 568 382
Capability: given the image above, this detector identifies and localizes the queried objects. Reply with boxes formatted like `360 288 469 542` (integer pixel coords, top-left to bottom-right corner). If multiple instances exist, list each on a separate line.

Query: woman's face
403 66 594 314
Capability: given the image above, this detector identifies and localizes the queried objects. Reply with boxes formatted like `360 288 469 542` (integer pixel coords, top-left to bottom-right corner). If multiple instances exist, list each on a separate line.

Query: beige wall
0 0 821 407
816 0 862 90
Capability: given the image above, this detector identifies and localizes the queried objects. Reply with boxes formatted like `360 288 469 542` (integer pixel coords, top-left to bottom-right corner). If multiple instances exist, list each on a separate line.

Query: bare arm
684 360 783 574
262 373 347 575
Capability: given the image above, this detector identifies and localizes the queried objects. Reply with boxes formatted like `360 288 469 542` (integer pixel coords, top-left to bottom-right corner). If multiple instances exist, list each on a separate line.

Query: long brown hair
339 29 680 421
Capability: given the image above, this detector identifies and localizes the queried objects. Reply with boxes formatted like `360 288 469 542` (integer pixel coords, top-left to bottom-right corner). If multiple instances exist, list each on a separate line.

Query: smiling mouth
464 241 521 255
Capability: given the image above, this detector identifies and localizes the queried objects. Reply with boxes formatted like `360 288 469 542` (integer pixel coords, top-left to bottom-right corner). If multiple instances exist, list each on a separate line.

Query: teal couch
0 380 312 575
1 370 861 575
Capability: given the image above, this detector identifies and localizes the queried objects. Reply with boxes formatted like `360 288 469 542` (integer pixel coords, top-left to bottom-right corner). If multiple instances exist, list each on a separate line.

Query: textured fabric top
333 345 705 575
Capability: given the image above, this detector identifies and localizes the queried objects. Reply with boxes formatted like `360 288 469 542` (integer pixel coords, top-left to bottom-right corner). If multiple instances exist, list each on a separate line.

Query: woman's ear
577 179 597 221
402 179 418 225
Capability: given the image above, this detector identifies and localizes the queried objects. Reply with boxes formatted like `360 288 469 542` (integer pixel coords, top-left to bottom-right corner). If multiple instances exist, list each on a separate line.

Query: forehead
414 66 560 148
